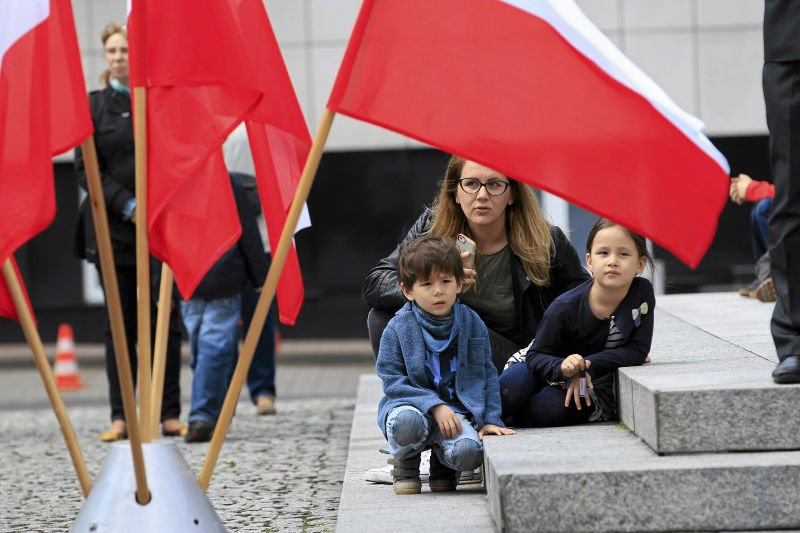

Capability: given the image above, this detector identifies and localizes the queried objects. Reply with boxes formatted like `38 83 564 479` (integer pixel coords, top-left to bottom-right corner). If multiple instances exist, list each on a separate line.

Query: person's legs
385 405 429 494
765 60 800 382
367 308 393 358
159 288 183 424
522 385 593 427
498 362 543 426
241 285 277 408
752 198 772 259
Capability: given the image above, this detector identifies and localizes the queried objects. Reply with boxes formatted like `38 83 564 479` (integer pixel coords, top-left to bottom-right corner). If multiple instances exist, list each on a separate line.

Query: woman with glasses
363 155 588 374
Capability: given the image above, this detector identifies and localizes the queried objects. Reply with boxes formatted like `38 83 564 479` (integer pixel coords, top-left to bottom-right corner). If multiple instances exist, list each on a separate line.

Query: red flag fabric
0 0 92 265
0 0 92 322
328 0 730 268
227 0 311 325
0 257 34 323
128 0 263 298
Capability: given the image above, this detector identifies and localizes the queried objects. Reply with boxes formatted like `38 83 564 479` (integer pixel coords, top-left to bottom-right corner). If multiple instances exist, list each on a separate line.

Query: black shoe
772 355 800 384
428 452 458 492
184 420 214 443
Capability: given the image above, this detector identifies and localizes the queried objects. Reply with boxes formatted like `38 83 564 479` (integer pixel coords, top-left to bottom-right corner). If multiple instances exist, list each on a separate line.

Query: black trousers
97 263 183 422
367 308 523 375
765 60 800 360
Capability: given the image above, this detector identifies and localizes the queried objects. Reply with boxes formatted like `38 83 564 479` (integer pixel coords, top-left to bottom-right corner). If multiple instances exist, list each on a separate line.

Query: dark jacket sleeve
550 226 590 292
362 209 433 310
585 282 656 378
73 91 135 217
525 301 571 382
233 179 268 288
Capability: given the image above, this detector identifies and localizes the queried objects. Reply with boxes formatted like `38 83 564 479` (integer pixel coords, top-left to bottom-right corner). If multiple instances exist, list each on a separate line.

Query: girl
498 218 655 427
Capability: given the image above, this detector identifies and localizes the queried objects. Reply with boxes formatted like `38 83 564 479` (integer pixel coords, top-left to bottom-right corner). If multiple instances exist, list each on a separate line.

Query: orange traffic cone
54 324 84 390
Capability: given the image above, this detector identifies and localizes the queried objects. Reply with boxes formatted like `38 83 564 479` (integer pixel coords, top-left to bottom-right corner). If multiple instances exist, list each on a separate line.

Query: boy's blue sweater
376 301 504 436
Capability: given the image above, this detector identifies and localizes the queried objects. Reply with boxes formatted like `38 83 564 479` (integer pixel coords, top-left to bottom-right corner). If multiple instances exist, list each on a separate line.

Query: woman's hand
560 354 588 378
431 404 462 439
462 263 477 289
478 424 516 439
565 371 593 410
730 173 752 205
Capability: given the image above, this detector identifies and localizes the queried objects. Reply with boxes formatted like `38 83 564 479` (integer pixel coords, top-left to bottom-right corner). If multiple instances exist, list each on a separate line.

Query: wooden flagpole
148 264 174 439
198 109 336 490
82 135 151 503
133 87 153 442
1 259 92 497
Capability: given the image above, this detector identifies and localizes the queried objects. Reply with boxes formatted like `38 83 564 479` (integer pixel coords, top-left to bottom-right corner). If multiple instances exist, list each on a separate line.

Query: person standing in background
763 1 800 383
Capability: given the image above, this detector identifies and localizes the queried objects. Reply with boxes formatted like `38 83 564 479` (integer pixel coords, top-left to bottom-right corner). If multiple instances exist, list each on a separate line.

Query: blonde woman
364 155 588 374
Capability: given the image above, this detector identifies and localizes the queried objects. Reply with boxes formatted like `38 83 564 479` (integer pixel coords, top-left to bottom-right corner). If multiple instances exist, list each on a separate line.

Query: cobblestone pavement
0 362 374 532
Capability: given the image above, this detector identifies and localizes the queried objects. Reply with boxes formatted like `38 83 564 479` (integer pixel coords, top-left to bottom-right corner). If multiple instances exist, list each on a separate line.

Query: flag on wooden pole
228 0 311 325
328 0 730 267
128 0 263 298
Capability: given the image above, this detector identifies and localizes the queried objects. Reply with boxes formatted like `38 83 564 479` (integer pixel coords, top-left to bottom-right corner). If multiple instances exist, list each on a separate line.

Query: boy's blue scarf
412 301 459 355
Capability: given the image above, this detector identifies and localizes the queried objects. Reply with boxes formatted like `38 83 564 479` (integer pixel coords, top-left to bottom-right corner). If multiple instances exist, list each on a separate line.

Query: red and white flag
329 0 730 267
0 0 92 321
128 0 263 298
228 0 311 325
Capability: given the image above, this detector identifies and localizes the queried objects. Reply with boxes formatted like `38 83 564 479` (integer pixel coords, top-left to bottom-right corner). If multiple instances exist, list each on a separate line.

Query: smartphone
456 233 476 269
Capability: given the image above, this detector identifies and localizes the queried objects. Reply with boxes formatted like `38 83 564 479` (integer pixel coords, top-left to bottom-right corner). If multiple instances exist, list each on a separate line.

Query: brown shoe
755 278 777 302
256 395 276 416
100 420 127 442
162 418 188 437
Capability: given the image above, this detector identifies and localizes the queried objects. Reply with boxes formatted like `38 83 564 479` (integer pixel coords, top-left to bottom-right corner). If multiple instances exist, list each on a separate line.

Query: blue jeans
385 405 483 472
752 198 772 259
182 295 242 425
237 286 277 402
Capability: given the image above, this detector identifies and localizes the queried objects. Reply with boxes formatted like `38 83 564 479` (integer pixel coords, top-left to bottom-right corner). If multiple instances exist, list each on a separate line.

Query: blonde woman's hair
429 155 554 286
99 22 127 86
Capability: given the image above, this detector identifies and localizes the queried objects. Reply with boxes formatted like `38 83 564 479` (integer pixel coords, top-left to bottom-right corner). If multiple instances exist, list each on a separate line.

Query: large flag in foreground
0 0 92 320
328 0 730 267
128 0 262 298
229 0 311 325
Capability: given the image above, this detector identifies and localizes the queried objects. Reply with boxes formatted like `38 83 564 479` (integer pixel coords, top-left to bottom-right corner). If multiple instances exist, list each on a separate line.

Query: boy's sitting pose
376 236 515 495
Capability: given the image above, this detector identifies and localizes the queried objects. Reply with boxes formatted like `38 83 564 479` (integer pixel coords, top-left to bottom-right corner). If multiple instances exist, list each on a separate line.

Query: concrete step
618 293 800 454
484 423 800 532
336 375 495 533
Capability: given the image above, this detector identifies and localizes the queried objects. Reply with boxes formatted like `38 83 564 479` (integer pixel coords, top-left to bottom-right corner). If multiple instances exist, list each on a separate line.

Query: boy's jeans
385 405 483 472
182 295 241 425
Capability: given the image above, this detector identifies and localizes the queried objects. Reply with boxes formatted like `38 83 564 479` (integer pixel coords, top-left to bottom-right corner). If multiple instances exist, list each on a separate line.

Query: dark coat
525 277 656 382
764 0 800 62
362 209 589 345
74 87 136 265
188 175 268 300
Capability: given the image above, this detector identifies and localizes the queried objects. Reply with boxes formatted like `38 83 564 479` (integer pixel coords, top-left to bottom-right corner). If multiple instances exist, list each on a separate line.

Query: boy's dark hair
585 218 654 268
398 236 464 289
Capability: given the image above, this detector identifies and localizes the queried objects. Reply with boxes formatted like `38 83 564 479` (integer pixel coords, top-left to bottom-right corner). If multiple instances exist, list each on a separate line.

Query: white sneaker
365 450 431 484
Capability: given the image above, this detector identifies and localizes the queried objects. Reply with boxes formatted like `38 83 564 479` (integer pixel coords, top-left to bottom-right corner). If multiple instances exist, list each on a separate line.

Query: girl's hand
561 354 588 378
565 371 593 410
431 404 462 439
478 424 516 439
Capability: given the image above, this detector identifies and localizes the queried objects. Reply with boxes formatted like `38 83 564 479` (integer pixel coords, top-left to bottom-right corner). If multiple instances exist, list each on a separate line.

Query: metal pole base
72 440 226 532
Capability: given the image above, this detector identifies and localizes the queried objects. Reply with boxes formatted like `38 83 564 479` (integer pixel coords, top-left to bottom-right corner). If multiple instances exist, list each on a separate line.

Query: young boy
376 236 514 495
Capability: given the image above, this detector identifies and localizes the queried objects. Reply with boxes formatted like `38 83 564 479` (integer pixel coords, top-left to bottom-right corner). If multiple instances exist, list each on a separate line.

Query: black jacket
526 277 656 382
74 87 136 265
362 209 589 345
188 175 268 300
764 0 800 62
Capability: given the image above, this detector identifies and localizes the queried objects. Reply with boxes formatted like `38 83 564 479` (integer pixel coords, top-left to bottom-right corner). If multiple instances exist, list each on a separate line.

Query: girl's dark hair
585 218 653 268
398 236 464 289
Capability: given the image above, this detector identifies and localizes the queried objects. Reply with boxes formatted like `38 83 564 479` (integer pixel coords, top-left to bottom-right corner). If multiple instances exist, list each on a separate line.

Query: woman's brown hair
428 156 554 286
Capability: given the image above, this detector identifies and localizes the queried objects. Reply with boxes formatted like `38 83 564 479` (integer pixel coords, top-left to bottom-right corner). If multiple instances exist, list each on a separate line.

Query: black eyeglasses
458 178 510 196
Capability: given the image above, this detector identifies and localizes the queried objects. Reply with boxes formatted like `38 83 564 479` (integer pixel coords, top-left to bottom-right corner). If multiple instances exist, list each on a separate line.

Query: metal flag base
72 440 226 532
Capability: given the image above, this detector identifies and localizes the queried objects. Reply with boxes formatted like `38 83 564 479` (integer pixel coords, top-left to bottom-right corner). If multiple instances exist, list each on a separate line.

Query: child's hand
561 354 588 378
565 371 593 410
478 424 516 439
431 404 462 439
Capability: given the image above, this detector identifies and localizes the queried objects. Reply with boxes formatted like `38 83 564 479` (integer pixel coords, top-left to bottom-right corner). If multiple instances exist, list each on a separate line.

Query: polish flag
228 0 311 326
0 258 34 323
328 0 730 267
0 0 92 321
128 0 263 298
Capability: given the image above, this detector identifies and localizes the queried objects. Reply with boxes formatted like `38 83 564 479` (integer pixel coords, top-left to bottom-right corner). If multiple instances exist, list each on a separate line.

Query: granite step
617 293 800 454
484 423 800 532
